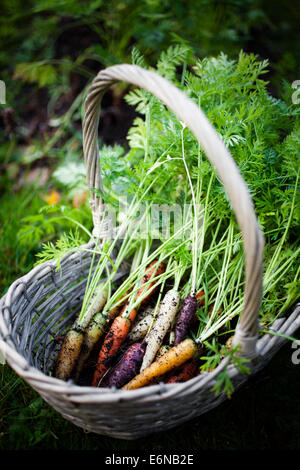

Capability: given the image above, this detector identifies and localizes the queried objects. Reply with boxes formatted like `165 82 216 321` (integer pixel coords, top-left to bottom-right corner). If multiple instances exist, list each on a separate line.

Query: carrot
106 304 123 321
219 335 234 360
91 309 134 387
141 289 181 371
54 284 108 381
173 295 198 346
73 287 134 382
225 335 234 350
54 328 84 381
135 260 166 307
108 342 146 389
91 260 165 386
122 338 198 390
155 344 171 360
73 312 107 381
165 358 199 384
196 290 205 306
127 307 154 343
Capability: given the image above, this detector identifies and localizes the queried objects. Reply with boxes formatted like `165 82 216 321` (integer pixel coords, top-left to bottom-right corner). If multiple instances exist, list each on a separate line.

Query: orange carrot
73 288 134 383
92 313 133 386
196 290 205 306
135 260 166 307
91 306 139 387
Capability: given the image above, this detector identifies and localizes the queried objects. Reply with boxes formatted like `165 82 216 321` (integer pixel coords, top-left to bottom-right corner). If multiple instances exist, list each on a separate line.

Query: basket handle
82 64 264 358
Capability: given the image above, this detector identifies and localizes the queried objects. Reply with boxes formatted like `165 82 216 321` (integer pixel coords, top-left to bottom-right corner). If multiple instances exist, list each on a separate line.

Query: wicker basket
0 65 299 440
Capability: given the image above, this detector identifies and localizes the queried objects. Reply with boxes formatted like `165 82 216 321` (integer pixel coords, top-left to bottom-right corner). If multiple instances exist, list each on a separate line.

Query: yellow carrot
73 312 107 382
54 284 108 381
54 328 84 381
122 338 198 390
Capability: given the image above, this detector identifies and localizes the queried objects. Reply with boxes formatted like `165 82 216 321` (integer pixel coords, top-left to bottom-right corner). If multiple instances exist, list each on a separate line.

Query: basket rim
0 334 242 403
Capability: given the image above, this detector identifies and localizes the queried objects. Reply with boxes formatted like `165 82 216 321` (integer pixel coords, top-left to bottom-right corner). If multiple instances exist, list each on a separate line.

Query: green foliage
14 62 59 88
4 44 299 340
0 183 46 295
52 156 87 196
200 340 251 398
156 43 195 80
122 47 300 326
34 228 87 268
28 45 299 327
124 48 299 240
2 0 300 114
17 203 92 248
200 338 224 372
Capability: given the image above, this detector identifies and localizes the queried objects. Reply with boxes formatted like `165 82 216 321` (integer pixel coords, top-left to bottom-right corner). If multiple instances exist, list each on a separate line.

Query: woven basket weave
0 65 299 440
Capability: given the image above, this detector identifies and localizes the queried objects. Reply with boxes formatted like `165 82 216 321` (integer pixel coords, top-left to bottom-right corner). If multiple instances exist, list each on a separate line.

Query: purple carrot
108 342 147 389
174 295 198 346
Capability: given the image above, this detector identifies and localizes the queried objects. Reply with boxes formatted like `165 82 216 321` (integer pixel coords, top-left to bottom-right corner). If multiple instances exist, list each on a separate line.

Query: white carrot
141 288 181 371
127 308 154 343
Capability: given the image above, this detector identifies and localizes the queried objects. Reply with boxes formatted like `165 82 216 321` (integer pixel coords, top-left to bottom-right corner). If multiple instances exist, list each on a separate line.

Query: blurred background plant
0 0 299 451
